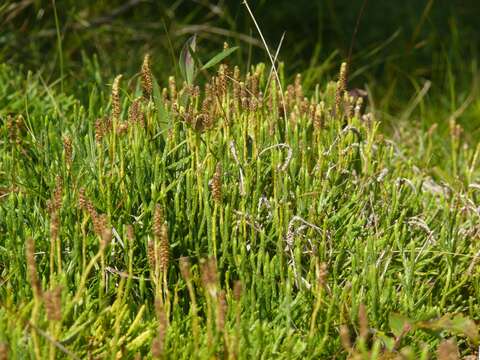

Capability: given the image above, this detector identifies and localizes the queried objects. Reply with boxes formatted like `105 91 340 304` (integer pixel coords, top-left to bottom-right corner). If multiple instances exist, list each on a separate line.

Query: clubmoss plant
0 54 479 359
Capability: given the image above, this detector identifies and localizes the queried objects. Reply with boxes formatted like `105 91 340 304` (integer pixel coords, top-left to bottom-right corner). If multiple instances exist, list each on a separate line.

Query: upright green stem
51 0 64 93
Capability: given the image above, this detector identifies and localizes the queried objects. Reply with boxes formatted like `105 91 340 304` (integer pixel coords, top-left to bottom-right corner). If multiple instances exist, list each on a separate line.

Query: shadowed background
1 0 479 140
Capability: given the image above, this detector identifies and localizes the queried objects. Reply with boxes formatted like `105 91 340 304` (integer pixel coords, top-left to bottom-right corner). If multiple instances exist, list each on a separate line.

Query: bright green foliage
0 59 479 359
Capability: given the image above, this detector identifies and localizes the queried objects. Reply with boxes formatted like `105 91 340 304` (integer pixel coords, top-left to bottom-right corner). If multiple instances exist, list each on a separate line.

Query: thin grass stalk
26 237 42 359
179 257 199 354
309 262 327 338
44 286 62 360
233 281 242 360
71 237 108 305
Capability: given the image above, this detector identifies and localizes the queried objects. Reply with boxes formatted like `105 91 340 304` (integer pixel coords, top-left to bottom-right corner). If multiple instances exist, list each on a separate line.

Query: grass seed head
6 114 15 142
116 122 129 135
219 64 228 95
354 96 364 119
233 281 242 301
141 53 153 99
339 325 352 352
44 286 62 322
211 163 222 204
153 204 164 238
50 212 60 242
294 73 303 102
183 104 195 127
216 290 227 333
63 136 72 166
233 65 240 81
152 297 168 359
147 239 156 270
239 82 247 109
358 303 368 340
90 209 102 237
300 97 309 116
335 62 348 115
168 76 177 100
157 223 169 273
95 118 105 143
316 262 328 289
161 87 168 102
257 91 264 109
437 339 459 360
151 205 169 272
249 72 259 98
7 114 24 146
53 176 63 210
241 96 248 110
126 224 135 242
314 103 323 130
248 97 257 112
199 100 213 130
200 257 218 297
78 188 90 211
26 237 42 299
233 66 240 105
339 62 348 91
151 333 163 359
78 192 107 241
100 219 112 248
344 92 355 118
267 91 274 114
179 256 192 281
192 85 200 98
286 84 295 108
111 75 123 122
449 119 463 140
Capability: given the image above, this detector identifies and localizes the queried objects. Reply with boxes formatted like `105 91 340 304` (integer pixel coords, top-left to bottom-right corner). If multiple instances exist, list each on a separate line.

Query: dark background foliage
1 0 479 130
